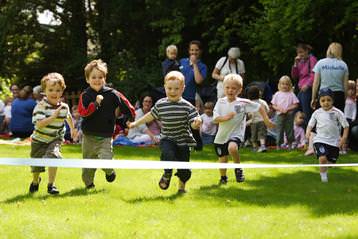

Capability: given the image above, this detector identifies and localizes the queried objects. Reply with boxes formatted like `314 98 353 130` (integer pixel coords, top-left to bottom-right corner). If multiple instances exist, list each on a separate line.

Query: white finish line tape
1 158 358 169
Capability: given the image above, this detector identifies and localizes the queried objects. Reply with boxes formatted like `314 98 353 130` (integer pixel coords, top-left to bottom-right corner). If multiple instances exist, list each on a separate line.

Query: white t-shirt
214 97 260 144
0 100 4 116
250 99 269 123
308 107 349 147
215 57 245 98
4 105 11 119
200 113 217 136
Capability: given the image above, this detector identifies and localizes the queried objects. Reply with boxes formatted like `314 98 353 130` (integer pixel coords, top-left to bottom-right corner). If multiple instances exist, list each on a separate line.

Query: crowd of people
0 40 356 194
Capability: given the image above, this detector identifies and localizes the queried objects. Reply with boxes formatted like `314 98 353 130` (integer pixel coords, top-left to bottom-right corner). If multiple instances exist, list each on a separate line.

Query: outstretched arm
127 112 155 129
258 105 275 128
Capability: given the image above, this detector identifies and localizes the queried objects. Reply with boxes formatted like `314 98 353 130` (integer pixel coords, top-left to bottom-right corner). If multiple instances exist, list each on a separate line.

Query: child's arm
258 105 275 128
36 106 64 128
271 104 283 114
286 103 299 112
65 113 76 140
127 112 154 129
213 112 236 124
339 127 349 148
305 126 313 141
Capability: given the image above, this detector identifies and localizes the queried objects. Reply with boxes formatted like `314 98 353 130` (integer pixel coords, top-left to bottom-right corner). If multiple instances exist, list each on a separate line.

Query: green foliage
0 0 357 97
0 76 13 100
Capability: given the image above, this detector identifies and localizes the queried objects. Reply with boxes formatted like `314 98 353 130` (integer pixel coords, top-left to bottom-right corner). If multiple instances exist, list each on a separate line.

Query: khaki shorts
30 140 62 173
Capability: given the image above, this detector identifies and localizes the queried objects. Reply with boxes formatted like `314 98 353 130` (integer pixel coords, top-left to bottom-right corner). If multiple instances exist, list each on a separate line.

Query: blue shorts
313 142 339 163
214 138 241 157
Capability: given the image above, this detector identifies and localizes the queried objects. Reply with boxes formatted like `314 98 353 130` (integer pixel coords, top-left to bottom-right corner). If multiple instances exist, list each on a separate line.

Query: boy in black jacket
78 59 135 189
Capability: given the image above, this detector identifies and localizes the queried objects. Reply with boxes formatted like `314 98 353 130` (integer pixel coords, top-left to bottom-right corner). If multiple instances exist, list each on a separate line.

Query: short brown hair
84 59 108 80
164 71 185 85
41 73 66 91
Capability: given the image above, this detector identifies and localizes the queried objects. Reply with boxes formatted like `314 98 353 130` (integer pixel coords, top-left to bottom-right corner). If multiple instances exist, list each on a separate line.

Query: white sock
320 172 328 180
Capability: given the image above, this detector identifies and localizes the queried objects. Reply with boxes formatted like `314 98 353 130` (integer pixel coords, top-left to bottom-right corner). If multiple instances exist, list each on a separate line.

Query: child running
30 73 75 194
128 71 202 193
78 59 135 189
213 74 274 184
306 88 349 182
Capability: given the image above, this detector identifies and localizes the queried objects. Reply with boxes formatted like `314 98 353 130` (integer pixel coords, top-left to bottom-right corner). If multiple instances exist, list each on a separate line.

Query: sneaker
47 184 59 195
29 177 41 193
339 150 347 155
159 173 171 190
257 146 267 153
321 177 328 183
105 171 116 183
234 168 245 182
219 176 228 185
86 183 95 189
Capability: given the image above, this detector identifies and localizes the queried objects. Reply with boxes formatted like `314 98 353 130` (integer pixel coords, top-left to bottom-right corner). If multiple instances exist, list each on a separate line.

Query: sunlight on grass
0 144 358 238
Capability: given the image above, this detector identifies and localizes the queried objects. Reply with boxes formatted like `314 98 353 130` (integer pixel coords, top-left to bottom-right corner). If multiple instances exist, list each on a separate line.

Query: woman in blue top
311 42 349 111
10 85 36 138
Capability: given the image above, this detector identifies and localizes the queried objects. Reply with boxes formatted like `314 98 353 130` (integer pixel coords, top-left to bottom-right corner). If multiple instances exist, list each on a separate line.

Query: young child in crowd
200 101 217 145
246 85 270 152
271 75 299 149
161 45 181 77
342 80 357 154
213 74 274 184
2 97 12 134
29 73 75 194
71 105 82 143
289 111 306 149
306 88 349 182
78 59 135 189
128 71 202 193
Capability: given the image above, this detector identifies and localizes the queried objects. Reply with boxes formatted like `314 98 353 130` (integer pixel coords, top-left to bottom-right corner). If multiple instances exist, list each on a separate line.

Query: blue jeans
297 87 312 126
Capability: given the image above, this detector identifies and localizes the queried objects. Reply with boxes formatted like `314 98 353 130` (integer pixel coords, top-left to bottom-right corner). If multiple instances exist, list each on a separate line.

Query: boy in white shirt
213 74 274 184
306 87 349 182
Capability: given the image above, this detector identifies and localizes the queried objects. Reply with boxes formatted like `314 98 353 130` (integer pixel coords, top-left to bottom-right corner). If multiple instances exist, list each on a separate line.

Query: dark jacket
78 86 135 137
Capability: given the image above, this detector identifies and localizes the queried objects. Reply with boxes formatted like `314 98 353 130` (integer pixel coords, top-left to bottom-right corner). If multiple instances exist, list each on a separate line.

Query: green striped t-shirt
31 98 70 143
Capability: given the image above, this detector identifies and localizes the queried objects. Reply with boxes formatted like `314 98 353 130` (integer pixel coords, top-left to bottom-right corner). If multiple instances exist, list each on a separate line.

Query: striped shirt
31 98 70 143
151 97 199 146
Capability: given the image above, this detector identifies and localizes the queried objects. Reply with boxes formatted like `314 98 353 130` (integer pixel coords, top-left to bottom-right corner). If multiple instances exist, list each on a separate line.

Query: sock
320 172 328 180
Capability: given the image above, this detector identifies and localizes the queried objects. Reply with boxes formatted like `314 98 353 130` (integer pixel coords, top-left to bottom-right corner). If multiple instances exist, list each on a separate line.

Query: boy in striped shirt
30 73 75 194
128 71 202 193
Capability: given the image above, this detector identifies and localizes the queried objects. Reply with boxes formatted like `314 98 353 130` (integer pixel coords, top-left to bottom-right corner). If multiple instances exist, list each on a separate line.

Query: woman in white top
212 47 245 99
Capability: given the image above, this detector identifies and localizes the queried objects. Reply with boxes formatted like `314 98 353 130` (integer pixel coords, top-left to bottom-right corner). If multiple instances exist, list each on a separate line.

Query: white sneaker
257 146 267 153
321 177 328 183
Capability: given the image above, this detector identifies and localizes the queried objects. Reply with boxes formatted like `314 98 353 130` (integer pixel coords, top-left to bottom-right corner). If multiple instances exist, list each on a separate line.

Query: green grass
0 144 358 239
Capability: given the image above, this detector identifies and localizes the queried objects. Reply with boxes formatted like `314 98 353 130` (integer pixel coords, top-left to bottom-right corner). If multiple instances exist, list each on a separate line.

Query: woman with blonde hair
311 42 349 111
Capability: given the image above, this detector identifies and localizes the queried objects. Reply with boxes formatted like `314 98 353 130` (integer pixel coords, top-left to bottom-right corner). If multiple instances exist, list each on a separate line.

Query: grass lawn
0 144 358 239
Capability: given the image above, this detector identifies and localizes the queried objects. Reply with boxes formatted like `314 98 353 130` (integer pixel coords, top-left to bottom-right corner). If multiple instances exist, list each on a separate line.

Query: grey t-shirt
313 57 349 92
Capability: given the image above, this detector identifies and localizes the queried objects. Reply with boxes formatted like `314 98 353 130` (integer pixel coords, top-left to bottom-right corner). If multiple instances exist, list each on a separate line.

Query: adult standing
180 40 207 150
10 85 36 138
212 47 245 99
311 42 349 112
291 43 317 124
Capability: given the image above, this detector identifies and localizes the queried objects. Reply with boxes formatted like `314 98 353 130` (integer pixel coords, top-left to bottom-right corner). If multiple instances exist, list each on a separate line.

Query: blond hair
84 59 108 80
326 42 343 59
223 73 243 88
166 45 177 54
41 72 66 91
278 75 293 91
164 71 185 85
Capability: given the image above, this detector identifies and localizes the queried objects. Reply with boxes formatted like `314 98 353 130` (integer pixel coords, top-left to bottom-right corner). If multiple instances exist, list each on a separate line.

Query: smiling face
319 95 334 111
44 81 64 106
296 47 309 59
142 96 153 112
164 79 184 102
188 43 201 59
224 80 242 102
87 68 106 92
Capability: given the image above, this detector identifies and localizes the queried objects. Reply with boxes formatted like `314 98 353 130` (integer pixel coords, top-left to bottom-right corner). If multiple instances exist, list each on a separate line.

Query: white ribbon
1 158 358 169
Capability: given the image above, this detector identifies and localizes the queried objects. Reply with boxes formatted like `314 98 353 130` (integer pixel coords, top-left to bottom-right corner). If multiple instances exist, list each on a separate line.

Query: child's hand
127 121 136 129
53 105 64 118
305 132 310 141
96 95 104 105
266 120 275 129
191 117 202 129
339 137 347 148
225 112 236 121
71 128 78 140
